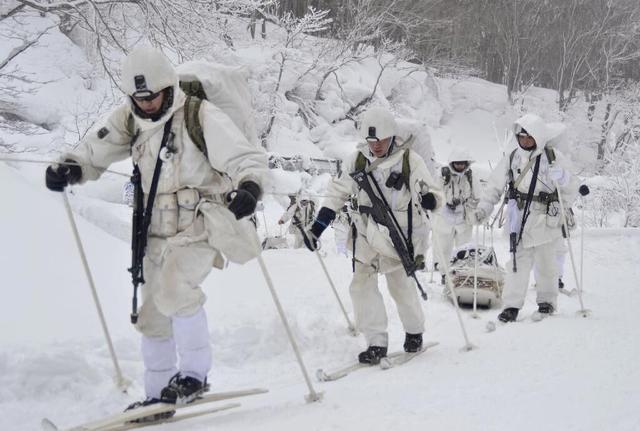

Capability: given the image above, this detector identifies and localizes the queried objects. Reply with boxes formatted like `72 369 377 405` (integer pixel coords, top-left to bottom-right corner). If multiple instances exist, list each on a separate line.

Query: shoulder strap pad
125 113 136 137
402 149 411 189
180 80 208 100
355 151 367 172
125 113 140 150
544 145 556 164
441 166 451 185
184 96 207 157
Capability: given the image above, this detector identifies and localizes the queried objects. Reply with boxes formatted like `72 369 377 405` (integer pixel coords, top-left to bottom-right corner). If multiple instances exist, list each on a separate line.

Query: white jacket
322 142 443 273
434 166 480 227
64 89 269 264
478 115 576 249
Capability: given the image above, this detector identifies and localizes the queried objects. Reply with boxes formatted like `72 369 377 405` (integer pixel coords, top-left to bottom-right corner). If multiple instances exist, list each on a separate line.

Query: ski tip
41 418 58 431
379 357 393 370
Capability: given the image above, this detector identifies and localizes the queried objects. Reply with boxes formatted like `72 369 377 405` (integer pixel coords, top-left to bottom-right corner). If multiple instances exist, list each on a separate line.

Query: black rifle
128 117 174 324
128 165 145 324
350 169 428 300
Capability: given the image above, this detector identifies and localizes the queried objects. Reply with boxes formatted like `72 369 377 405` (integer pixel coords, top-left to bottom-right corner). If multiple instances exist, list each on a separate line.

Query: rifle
350 169 428 300
128 165 145 324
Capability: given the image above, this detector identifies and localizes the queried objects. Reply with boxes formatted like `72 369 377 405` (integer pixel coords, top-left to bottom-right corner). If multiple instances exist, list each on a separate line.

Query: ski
531 311 553 322
379 341 439 369
103 402 240 431
316 341 438 382
559 288 577 297
41 387 268 431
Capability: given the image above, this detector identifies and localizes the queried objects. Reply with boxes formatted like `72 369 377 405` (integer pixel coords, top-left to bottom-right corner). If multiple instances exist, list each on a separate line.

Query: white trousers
141 307 212 399
432 222 473 269
503 238 561 309
534 239 567 282
137 236 216 338
349 261 425 347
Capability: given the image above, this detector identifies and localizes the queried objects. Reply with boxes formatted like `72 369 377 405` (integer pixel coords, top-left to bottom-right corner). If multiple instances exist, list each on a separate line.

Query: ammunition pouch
150 188 201 238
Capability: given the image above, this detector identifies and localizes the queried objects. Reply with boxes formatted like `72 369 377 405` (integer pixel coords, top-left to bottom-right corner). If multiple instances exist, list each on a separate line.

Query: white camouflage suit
321 141 443 348
278 199 316 248
477 114 576 310
431 150 480 271
62 48 268 398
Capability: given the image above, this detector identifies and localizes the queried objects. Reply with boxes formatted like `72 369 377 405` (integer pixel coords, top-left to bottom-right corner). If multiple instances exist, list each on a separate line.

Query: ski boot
558 278 564 289
403 333 423 353
497 307 519 323
124 398 175 423
441 274 446 285
537 302 554 314
358 346 388 365
160 373 209 405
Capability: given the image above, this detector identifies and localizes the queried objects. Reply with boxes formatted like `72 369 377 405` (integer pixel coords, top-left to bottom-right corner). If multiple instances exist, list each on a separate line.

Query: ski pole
314 249 358 336
552 178 590 317
440 259 476 351
256 254 322 403
261 210 270 238
472 226 480 319
0 157 129 177
62 192 130 392
292 216 357 335
578 185 590 300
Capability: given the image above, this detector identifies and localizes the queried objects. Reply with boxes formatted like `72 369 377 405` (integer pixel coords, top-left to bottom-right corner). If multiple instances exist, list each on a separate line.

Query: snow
2 9 639 431
2 158 640 430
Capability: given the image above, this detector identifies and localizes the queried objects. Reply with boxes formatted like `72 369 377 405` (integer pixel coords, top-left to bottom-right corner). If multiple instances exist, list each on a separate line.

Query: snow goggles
132 91 162 102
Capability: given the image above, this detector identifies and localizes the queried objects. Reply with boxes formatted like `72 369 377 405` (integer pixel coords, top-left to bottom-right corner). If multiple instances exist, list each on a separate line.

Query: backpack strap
184 96 207 158
465 168 473 196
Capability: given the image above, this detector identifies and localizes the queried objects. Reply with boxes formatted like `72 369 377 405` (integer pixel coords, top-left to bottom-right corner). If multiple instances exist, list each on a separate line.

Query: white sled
445 244 505 308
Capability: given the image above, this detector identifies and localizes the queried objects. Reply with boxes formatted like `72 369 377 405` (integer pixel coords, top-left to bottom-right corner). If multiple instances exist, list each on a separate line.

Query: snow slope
1 161 639 431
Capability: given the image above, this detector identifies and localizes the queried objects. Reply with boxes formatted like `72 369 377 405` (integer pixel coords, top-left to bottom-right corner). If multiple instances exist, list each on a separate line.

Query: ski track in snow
1 162 640 431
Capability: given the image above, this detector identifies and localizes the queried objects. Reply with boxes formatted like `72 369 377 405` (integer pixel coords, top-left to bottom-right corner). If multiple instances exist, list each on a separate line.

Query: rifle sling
140 117 174 239
517 154 541 245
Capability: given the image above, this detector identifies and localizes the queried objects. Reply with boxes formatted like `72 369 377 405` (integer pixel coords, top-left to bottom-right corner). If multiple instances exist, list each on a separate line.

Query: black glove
579 184 590 196
45 159 82 192
303 207 336 251
227 180 261 219
420 192 437 210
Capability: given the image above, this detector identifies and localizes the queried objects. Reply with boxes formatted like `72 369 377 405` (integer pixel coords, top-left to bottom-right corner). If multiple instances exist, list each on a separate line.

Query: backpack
126 61 257 156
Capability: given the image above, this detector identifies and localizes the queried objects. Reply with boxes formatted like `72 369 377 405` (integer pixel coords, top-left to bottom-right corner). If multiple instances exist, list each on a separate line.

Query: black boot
498 307 519 322
558 278 564 289
441 274 446 285
403 333 423 353
537 302 554 314
160 373 208 404
358 346 388 364
124 398 175 423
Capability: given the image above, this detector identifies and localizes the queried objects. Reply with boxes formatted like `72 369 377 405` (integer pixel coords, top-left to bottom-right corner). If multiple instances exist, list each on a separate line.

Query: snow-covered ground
1 160 639 431
2 9 640 431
